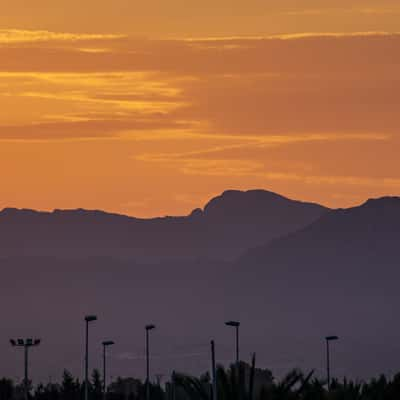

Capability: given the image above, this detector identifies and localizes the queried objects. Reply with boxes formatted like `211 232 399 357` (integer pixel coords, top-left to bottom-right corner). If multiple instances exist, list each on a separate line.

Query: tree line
2 362 400 400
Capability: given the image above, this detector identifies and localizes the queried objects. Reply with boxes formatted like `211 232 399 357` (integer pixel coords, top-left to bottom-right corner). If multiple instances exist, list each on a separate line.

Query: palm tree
173 354 258 400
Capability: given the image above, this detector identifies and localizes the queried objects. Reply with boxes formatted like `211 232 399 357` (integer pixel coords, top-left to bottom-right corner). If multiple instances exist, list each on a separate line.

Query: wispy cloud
182 31 400 43
1 28 400 214
0 71 186 139
0 29 125 43
260 173 400 190
281 7 400 17
134 133 389 179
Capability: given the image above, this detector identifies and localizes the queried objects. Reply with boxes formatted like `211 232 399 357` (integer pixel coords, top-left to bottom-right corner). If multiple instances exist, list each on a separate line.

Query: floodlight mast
10 338 41 400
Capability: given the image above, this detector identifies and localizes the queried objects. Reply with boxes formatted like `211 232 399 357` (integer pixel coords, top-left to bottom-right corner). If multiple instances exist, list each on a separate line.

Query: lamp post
145 324 156 400
102 341 114 400
225 321 240 364
211 340 217 400
85 315 97 400
10 338 41 400
325 335 339 390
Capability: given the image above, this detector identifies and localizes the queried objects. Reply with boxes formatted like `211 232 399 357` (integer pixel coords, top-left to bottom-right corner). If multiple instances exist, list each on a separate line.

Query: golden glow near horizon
1 1 400 217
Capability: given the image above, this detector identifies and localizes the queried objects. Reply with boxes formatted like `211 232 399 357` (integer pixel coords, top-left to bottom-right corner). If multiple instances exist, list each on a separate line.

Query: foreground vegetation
2 361 400 400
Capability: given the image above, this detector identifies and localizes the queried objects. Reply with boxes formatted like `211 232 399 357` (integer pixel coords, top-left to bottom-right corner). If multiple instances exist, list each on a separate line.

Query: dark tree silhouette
91 370 103 400
4 364 400 400
0 378 14 400
61 370 80 400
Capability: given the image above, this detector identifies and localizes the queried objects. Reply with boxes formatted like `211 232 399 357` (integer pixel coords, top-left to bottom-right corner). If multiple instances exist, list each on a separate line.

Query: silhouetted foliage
0 378 14 400
61 370 80 400
6 365 400 400
91 369 103 400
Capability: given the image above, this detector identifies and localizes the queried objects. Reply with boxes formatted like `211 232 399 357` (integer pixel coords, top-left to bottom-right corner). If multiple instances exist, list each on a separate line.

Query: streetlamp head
326 335 339 341
145 324 156 331
102 340 115 346
225 321 240 327
11 338 41 347
85 315 97 322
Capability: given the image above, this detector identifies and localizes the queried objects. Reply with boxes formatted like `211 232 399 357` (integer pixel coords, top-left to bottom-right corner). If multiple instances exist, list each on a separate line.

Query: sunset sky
1 0 400 216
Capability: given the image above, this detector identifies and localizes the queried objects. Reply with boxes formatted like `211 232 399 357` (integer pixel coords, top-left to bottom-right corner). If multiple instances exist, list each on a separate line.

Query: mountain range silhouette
1 190 399 381
0 190 327 261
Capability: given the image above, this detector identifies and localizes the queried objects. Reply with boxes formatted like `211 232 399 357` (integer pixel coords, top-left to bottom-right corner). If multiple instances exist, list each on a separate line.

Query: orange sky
1 1 400 216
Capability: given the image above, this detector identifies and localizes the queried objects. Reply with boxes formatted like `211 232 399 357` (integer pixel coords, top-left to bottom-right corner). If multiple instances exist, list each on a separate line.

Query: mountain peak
206 189 286 205
202 189 327 218
362 196 400 209
204 190 286 214
331 196 400 220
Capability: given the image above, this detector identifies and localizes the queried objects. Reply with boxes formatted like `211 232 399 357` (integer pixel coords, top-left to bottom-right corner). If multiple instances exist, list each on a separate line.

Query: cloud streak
1 28 400 214
0 29 125 43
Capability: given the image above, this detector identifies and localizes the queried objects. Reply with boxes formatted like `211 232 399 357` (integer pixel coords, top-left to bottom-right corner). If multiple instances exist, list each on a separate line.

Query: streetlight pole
102 341 114 400
325 336 338 390
10 338 41 400
85 315 97 400
211 340 217 400
145 324 156 400
225 321 240 364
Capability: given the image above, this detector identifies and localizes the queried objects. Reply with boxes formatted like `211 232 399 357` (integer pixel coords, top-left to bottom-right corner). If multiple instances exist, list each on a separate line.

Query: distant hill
0 190 328 261
240 196 400 275
0 193 400 381
228 196 400 378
